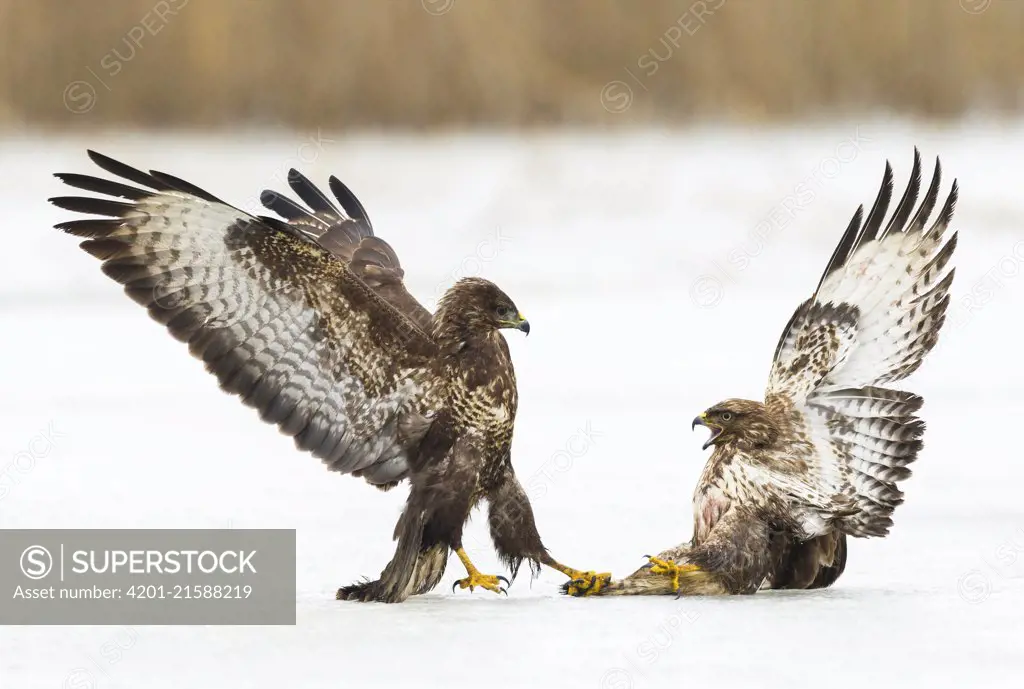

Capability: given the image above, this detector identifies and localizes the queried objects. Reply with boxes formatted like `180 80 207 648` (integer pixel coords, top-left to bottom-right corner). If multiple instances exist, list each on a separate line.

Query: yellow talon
646 556 700 592
452 571 509 595
452 547 508 596
563 570 612 597
548 560 612 597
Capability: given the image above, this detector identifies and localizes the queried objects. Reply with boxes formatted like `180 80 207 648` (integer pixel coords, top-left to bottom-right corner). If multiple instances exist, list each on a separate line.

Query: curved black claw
451 573 510 595
561 578 584 596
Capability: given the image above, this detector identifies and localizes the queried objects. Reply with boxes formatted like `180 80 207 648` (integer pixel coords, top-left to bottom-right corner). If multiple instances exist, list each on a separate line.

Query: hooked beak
501 312 530 336
692 412 722 451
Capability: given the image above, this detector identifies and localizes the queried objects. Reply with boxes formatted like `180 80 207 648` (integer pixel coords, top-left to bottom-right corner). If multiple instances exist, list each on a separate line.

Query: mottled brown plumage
50 150 603 603
566 149 956 597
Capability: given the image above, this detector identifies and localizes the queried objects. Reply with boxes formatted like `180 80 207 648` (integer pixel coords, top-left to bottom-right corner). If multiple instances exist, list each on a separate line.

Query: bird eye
496 305 514 320
721 412 733 422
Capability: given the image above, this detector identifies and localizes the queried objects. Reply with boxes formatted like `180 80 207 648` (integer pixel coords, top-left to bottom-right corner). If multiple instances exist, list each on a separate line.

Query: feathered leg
560 543 725 596
430 470 509 597
336 545 449 603
336 473 464 603
411 544 450 594
339 441 514 601
808 533 847 589
336 495 431 603
763 532 846 590
487 469 611 592
563 509 773 597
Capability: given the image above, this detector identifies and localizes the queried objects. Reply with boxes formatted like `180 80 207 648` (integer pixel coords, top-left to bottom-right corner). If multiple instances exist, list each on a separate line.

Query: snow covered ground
1 120 1023 688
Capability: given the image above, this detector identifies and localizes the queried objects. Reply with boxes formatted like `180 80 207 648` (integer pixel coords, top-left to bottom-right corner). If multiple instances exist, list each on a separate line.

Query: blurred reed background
0 0 1021 129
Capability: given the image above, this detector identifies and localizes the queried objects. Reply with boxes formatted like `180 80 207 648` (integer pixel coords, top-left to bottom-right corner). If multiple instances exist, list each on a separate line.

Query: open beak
502 312 530 336
691 413 722 451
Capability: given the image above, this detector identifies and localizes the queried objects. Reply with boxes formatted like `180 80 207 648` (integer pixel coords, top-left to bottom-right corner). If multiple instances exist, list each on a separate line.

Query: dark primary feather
52 173 149 201
149 170 228 204
329 175 374 230
47 196 136 217
811 148 941 298
907 157 945 235
88 149 165 188
287 168 342 217
813 204 863 298
854 161 893 247
259 189 311 221
878 149 922 240
258 167 432 332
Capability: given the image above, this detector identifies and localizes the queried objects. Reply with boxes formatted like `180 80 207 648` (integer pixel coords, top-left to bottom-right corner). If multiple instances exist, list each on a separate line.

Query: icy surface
1 122 1023 688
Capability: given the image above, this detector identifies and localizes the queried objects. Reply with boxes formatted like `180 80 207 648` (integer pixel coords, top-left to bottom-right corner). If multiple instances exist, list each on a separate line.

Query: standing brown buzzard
566 149 957 596
50 150 608 603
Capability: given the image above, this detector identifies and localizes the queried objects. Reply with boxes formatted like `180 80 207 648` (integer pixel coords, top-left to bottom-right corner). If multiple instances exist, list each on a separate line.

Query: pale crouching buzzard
50 150 608 603
565 149 956 596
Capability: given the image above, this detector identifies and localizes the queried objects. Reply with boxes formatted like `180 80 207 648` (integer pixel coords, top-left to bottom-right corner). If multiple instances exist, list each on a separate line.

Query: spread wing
50 150 443 487
763 149 958 536
259 171 433 332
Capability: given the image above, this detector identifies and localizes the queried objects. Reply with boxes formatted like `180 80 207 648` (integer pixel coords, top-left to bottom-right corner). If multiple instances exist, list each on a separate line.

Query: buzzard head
434 277 530 340
692 399 778 451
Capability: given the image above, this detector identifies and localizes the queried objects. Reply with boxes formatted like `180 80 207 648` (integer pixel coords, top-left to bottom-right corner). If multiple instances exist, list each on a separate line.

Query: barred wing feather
764 149 958 537
50 150 442 487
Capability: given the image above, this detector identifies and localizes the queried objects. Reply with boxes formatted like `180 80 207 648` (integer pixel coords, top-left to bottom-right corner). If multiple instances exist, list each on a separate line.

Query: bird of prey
49 150 608 603
565 149 957 596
